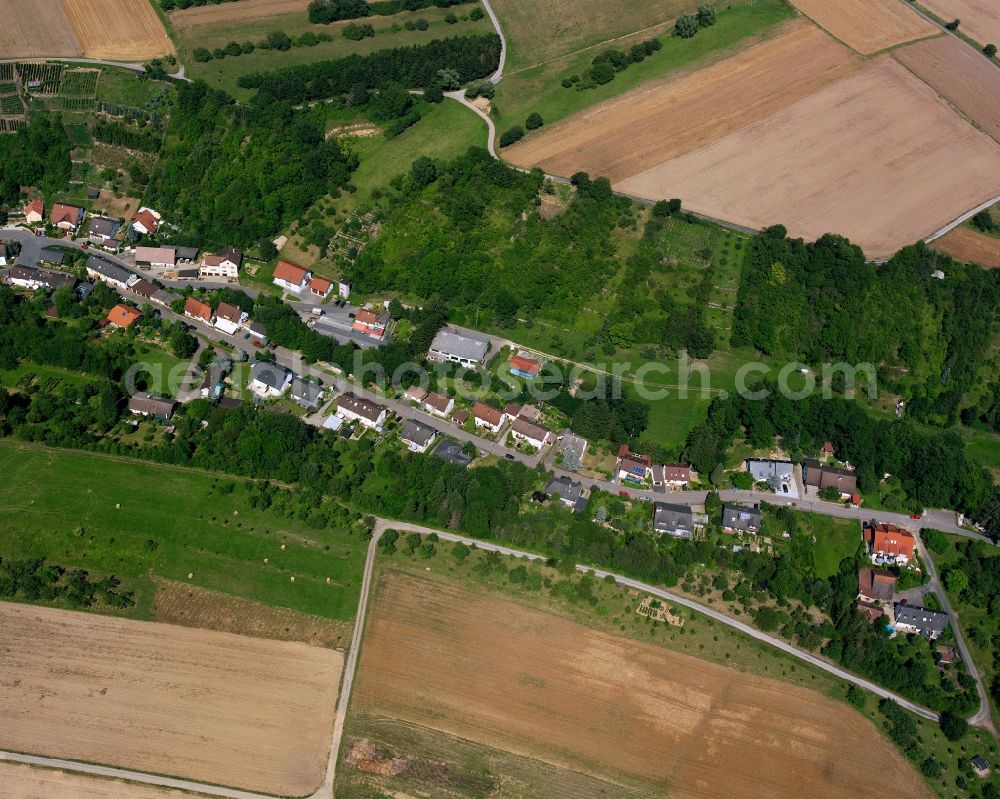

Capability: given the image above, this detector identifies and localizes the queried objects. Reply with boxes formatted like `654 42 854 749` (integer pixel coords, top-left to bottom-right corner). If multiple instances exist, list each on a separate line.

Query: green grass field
808 514 863 578
0 442 367 621
493 0 795 130
176 4 490 100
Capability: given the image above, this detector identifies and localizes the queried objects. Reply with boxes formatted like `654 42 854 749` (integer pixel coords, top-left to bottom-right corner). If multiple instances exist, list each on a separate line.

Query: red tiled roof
273 260 308 285
25 199 43 217
509 355 541 376
865 523 915 559
310 277 332 294
661 463 690 482
50 203 83 226
105 304 142 328
473 401 502 426
184 297 213 322
132 208 159 233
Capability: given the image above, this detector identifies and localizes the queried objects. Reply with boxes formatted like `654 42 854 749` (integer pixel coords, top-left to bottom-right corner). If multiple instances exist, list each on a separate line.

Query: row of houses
24 201 161 240
471 400 554 449
180 296 267 342
135 245 244 279
617 445 691 489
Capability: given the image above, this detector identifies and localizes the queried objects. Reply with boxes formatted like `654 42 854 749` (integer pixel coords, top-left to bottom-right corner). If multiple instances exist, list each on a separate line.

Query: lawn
493 0 795 130
178 5 490 100
0 441 368 621
133 343 185 395
808 514 863 578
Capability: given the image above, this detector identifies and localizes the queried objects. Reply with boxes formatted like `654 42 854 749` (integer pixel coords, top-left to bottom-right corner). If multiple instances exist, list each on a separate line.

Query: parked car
619 490 629 498
504 453 515 460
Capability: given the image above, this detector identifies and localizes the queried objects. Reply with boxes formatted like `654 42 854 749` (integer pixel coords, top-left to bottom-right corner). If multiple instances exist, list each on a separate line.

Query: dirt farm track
0 602 342 796
787 0 938 54
352 572 933 799
0 0 173 60
0 761 196 799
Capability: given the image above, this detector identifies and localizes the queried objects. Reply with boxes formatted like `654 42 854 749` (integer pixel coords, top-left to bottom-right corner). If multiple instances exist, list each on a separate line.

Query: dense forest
238 33 502 104
147 82 358 248
732 227 1000 428
0 110 72 206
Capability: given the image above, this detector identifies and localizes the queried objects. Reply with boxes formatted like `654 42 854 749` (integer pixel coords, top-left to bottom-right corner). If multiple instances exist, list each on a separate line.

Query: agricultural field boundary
457 0 1000 261
0 751 276 799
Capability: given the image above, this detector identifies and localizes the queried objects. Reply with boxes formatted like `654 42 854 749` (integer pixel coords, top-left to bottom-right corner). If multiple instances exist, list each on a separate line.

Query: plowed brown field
921 0 1000 47
932 226 1000 267
170 0 308 28
0 762 194 799
506 21 861 182
788 0 938 53
0 0 81 58
61 0 174 60
616 60 1000 259
352 572 933 799
894 34 1000 144
0 602 342 796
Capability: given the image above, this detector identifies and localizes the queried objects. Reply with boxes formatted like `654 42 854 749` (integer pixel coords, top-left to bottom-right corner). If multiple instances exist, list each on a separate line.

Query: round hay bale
187 573 193 579
290 576 296 582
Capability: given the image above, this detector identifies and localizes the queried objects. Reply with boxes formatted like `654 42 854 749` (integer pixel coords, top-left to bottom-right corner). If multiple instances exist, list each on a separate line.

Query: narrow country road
0 751 278 799
310 529 382 799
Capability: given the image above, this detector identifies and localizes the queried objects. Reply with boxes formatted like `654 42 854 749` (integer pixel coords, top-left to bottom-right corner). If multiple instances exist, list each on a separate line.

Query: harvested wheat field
61 0 174 60
0 0 81 59
932 226 1000 267
352 572 933 799
506 21 862 182
170 0 308 28
894 33 1000 144
921 0 1000 47
0 602 342 796
788 0 938 53
616 59 1000 259
0 761 195 799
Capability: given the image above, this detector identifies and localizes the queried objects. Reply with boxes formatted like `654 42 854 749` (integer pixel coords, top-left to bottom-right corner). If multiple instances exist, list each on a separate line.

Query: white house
6 265 45 290
401 419 437 453
248 361 292 399
214 302 248 335
422 391 454 418
338 280 351 299
24 199 44 225
472 401 505 433
200 247 242 279
428 329 490 367
337 392 387 429
132 207 161 236
510 417 553 449
272 260 311 293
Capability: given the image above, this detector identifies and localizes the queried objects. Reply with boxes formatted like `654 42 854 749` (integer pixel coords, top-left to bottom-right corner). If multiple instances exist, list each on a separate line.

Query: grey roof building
653 502 694 538
893 603 949 639
434 439 472 467
128 392 176 419
401 419 437 452
747 458 794 482
546 475 583 509
150 288 180 307
38 247 65 265
249 361 291 394
173 245 199 262
428 329 490 366
86 256 136 288
76 281 94 301
87 216 121 240
290 377 323 410
722 503 762 533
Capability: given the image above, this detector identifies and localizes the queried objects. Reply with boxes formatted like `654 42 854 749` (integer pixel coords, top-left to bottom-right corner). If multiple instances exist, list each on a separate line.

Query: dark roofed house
858 568 896 603
546 475 584 510
722 503 762 534
653 502 694 538
131 280 159 301
128 392 175 420
971 757 991 778
434 439 472 467
803 459 858 496
893 603 949 639
401 419 438 453
38 247 65 265
290 377 324 411
337 392 387 429
86 257 136 289
173 245 199 262
88 216 121 242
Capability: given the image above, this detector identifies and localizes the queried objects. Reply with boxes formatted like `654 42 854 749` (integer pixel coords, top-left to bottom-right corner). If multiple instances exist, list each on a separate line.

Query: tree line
308 0 469 23
93 118 162 153
237 33 501 104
